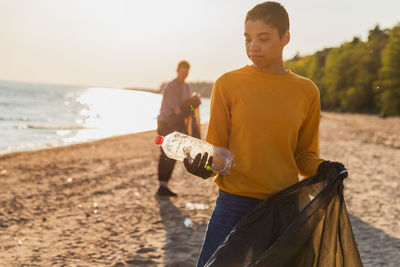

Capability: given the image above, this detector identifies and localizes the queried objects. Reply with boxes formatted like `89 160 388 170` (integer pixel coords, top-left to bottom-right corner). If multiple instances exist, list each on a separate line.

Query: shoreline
0 129 159 160
0 111 400 159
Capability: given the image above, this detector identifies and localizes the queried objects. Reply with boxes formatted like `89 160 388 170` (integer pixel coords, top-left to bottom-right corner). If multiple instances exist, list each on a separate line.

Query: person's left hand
183 153 213 179
181 94 201 116
317 161 348 180
191 93 201 107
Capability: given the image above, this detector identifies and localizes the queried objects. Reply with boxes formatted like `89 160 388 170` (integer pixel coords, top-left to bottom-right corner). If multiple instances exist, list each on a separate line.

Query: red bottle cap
155 135 164 145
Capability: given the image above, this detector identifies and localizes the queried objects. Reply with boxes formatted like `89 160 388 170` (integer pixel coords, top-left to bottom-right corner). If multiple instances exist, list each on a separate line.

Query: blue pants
197 190 262 267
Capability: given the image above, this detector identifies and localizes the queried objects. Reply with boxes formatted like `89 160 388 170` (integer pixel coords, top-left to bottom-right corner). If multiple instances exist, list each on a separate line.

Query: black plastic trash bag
205 168 363 267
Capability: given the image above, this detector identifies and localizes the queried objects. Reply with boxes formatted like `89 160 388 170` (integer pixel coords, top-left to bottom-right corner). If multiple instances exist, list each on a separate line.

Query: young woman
183 2 346 266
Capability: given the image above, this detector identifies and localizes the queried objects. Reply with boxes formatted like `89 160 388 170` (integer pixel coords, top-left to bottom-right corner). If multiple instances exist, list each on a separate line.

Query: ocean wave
24 124 89 130
0 116 30 121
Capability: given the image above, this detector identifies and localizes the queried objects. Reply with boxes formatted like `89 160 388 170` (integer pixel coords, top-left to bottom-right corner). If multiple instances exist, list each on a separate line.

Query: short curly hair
245 2 289 37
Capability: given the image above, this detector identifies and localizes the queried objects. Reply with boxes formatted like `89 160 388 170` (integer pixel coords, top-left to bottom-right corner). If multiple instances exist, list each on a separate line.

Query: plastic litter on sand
184 218 193 228
186 202 209 210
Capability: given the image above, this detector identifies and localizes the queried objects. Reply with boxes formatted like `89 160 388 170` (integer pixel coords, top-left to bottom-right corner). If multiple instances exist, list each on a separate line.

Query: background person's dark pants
157 118 186 183
158 149 176 182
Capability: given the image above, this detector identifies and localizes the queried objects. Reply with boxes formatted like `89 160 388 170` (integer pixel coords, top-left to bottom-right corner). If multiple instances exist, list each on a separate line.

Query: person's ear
282 31 290 46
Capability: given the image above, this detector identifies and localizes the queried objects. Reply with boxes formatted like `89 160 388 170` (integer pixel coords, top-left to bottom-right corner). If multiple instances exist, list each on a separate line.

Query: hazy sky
1 0 399 89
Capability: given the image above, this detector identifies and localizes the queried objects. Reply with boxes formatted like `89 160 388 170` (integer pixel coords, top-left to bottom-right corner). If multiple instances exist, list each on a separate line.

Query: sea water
0 81 210 154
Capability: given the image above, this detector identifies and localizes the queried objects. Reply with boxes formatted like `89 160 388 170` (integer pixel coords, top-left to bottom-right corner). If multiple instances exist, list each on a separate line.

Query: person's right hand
183 153 213 179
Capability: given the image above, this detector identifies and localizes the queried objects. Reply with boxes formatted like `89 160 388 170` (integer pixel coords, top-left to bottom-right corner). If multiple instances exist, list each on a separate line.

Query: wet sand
0 112 399 266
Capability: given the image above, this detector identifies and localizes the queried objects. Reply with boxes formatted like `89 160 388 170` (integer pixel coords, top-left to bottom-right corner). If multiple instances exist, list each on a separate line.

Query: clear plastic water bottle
155 131 235 175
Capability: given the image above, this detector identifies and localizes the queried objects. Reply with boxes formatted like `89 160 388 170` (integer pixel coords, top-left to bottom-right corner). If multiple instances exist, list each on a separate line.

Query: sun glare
65 87 161 143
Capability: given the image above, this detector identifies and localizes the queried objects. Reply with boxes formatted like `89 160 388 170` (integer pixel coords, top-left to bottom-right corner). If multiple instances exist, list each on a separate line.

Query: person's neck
175 77 185 84
250 63 288 75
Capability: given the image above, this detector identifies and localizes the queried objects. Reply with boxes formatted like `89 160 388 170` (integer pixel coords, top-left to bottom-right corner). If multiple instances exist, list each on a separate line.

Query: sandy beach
0 112 399 267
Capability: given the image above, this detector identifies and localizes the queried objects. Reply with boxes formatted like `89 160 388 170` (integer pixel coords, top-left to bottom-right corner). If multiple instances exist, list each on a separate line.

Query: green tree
366 25 390 112
285 24 395 114
376 24 400 115
285 54 314 78
321 39 368 110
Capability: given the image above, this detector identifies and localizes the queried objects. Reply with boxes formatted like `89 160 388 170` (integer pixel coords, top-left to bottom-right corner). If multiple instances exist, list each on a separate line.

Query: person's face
177 67 189 82
244 20 289 68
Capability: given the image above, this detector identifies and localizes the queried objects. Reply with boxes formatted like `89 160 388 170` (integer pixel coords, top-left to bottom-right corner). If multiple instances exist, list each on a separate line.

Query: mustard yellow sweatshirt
206 65 324 199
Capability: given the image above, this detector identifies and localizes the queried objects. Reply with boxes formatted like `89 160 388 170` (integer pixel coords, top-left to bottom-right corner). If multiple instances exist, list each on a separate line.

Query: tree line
285 24 400 116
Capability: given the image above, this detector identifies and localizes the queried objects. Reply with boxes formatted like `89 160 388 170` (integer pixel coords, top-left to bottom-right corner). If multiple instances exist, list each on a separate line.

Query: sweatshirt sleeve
205 77 231 149
294 87 325 177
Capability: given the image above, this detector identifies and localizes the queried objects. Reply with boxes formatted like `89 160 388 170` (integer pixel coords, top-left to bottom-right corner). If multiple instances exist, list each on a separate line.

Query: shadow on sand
157 197 207 267
349 214 400 267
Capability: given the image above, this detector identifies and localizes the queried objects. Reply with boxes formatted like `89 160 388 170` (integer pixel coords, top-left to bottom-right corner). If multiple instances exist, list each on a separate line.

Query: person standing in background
156 60 201 197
